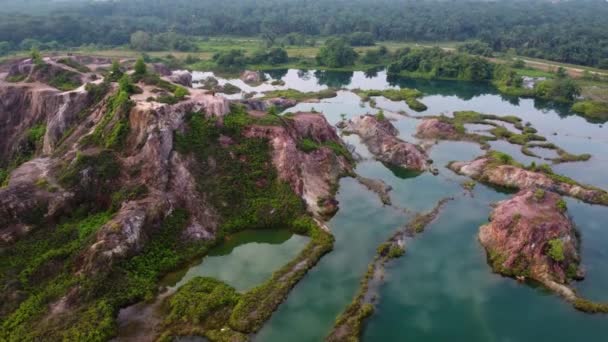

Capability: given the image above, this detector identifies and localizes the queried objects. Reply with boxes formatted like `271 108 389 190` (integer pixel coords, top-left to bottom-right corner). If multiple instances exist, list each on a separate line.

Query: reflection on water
163 230 308 292
231 69 608 342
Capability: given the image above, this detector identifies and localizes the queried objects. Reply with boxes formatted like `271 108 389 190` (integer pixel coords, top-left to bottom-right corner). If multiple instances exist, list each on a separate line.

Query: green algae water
190 70 608 341
162 230 309 292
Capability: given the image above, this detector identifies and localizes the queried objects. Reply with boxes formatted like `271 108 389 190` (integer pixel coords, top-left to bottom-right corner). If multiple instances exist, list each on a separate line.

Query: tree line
0 0 607 68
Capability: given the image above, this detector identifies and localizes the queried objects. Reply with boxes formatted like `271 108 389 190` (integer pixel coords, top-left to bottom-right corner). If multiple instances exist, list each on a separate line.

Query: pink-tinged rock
449 157 608 206
344 114 428 171
240 70 263 84
480 188 581 299
415 118 459 140
243 112 353 218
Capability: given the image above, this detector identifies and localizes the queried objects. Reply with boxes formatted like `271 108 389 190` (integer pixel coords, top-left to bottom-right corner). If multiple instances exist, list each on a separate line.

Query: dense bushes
387 48 493 81
534 78 581 103
250 47 289 65
316 38 358 68
212 49 248 70
458 41 493 57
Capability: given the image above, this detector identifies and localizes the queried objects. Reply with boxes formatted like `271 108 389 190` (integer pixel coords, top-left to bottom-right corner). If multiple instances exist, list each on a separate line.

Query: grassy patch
57 58 91 73
5 74 27 82
262 88 338 101
35 63 82 91
573 298 608 314
353 88 427 112
571 100 608 123
297 138 353 163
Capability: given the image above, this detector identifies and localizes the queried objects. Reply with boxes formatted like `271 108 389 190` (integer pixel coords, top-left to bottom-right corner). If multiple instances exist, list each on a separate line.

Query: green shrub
165 277 240 325
298 138 320 153
174 86 189 100
533 189 545 201
556 199 567 213
547 239 565 262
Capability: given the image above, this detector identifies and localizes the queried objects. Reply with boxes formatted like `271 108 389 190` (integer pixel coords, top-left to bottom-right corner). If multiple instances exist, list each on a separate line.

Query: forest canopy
0 0 607 68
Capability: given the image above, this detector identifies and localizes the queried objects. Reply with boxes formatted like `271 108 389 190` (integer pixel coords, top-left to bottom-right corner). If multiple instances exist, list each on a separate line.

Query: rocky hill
0 56 352 340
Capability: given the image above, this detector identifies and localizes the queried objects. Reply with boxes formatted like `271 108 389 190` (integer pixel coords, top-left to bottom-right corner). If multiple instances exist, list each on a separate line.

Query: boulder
240 70 263 84
169 70 193 87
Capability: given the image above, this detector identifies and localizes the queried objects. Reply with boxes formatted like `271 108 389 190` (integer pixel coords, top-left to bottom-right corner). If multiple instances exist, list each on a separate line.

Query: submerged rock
480 188 581 299
343 114 429 171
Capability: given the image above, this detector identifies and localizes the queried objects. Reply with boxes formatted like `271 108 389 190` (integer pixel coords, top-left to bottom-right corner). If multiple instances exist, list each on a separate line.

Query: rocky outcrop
0 80 94 160
152 63 172 76
169 70 193 87
266 97 297 110
240 70 263 84
244 112 353 218
237 97 298 113
343 114 429 171
448 156 608 206
415 118 459 140
480 188 581 300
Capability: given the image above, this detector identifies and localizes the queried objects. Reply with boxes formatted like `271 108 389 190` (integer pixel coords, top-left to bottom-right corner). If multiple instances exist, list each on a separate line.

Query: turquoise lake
175 69 608 341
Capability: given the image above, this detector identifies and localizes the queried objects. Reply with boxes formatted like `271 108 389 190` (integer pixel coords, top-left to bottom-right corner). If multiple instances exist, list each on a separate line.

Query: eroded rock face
415 118 459 140
244 112 353 218
169 70 193 87
449 157 608 205
0 84 92 159
480 188 581 299
343 114 428 171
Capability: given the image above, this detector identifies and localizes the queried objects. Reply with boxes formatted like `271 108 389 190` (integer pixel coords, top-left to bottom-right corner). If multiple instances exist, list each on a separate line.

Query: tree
347 32 374 47
212 49 247 69
266 48 288 65
0 41 11 56
556 67 567 78
316 38 358 68
30 47 43 66
511 59 525 68
108 60 123 82
458 41 493 57
134 57 147 76
118 74 134 94
130 31 152 51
